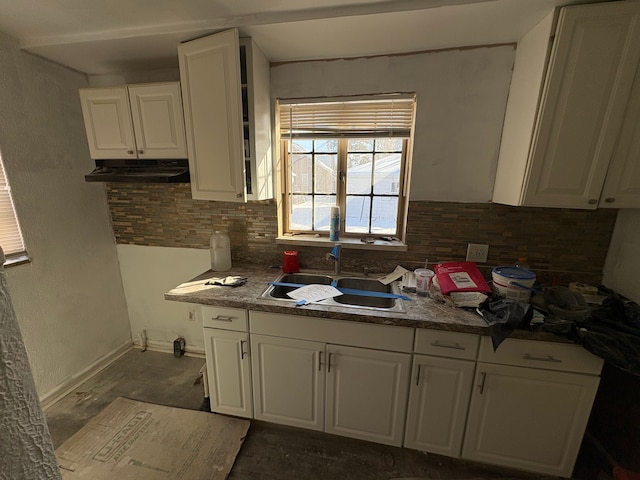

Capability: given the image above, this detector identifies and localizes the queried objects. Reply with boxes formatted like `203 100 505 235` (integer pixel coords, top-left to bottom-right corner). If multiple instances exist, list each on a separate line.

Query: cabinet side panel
493 11 555 206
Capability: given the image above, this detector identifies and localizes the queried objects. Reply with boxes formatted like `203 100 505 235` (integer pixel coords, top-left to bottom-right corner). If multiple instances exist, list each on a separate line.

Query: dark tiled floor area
46 349 583 479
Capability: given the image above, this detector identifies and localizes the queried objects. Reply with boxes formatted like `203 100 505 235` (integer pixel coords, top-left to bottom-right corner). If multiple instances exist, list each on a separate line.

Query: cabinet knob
588 199 598 205
605 197 615 203
137 149 144 154
236 193 243 198
127 149 134 155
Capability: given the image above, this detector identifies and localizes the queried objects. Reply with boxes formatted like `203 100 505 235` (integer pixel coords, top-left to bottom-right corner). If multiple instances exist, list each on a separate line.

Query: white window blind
0 154 26 258
279 94 416 139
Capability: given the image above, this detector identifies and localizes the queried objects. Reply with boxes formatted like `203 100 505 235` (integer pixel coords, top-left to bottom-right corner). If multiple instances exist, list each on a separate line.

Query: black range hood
85 159 190 183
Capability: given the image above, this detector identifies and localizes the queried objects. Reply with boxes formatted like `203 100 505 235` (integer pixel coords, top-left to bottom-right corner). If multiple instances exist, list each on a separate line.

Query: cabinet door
178 29 246 202
325 345 410 447
523 2 640 208
251 334 325 431
203 328 252 418
79 87 136 159
600 60 640 208
462 362 599 477
128 83 187 159
404 355 475 457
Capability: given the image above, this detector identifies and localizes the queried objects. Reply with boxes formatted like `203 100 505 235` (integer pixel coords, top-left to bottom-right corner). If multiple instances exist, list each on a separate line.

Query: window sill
3 253 31 267
276 235 408 252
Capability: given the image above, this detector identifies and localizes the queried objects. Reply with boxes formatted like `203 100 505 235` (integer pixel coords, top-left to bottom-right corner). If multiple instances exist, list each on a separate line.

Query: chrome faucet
326 244 341 275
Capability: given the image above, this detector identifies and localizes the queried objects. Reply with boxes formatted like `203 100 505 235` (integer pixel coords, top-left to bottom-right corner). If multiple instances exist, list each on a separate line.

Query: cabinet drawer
249 311 414 353
414 329 479 360
202 306 248 331
478 337 603 375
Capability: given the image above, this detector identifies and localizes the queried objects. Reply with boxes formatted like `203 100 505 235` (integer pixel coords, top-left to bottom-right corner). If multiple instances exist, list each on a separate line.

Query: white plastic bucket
491 266 536 302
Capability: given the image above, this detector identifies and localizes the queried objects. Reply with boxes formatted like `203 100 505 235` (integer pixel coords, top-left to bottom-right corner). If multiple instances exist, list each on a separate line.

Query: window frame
0 153 28 266
281 137 410 240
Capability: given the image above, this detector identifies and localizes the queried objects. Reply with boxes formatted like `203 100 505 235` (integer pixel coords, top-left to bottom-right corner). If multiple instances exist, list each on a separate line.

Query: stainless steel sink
267 273 333 299
334 277 395 308
260 272 405 312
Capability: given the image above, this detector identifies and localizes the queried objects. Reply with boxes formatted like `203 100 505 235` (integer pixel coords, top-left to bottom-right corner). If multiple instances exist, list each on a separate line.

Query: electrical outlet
187 308 196 322
466 243 489 263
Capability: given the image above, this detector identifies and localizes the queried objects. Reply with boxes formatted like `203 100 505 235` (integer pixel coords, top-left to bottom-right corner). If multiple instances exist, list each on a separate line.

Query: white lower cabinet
325 345 411 446
461 338 602 477
203 329 253 418
404 354 476 457
202 306 252 418
197 306 604 476
248 311 414 446
251 334 325 431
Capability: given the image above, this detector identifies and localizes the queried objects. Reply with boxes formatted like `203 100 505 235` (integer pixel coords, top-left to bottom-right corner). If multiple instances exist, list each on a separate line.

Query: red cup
282 251 300 273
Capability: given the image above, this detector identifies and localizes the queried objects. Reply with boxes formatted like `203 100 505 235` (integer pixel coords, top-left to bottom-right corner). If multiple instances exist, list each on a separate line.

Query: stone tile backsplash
106 183 617 285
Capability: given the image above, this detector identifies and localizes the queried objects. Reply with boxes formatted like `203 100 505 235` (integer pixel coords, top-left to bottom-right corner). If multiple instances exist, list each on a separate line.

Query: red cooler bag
434 262 491 295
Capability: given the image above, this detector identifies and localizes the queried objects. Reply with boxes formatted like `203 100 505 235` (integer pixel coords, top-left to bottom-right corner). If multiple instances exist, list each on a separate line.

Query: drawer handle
327 353 334 373
213 315 233 322
240 340 248 359
416 364 422 386
523 353 562 363
318 351 324 371
431 341 465 351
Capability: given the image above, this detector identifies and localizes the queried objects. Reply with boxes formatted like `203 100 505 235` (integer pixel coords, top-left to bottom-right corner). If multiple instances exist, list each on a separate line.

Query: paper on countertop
378 266 409 285
287 284 343 303
450 291 488 308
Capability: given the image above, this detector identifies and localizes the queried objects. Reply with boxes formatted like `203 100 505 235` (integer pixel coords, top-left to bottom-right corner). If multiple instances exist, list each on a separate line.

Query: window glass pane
371 197 398 234
290 154 312 193
314 154 338 194
290 139 313 153
315 139 337 153
289 195 312 230
347 139 373 152
375 138 403 152
373 153 401 195
314 195 335 231
345 196 371 233
346 153 372 194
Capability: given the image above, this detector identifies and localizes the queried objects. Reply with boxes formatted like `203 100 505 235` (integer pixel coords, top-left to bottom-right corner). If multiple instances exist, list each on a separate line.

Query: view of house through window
288 138 405 234
0 152 27 262
279 95 415 239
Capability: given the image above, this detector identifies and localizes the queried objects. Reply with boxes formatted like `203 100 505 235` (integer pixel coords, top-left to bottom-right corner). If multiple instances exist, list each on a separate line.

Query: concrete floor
46 349 565 480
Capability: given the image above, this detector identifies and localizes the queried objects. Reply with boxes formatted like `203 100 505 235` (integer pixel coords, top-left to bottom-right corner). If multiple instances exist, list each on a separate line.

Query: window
279 95 416 241
0 152 27 264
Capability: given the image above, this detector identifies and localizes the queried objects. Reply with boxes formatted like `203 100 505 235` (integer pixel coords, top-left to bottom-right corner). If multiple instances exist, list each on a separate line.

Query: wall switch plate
466 243 489 263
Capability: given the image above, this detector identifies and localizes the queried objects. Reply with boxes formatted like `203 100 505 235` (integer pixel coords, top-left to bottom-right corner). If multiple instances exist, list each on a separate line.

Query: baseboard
41 339 133 409
132 338 205 358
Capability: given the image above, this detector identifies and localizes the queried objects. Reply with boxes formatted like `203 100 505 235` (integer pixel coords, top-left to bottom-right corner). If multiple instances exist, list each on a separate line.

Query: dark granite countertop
164 263 566 342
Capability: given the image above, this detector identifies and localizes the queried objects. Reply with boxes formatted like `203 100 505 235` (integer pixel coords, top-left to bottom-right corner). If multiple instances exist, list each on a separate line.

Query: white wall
117 244 210 354
603 209 640 303
270 45 515 202
0 31 131 398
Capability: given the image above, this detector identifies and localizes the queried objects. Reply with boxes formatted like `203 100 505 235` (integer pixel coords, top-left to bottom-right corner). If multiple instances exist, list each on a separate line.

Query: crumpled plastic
477 298 533 350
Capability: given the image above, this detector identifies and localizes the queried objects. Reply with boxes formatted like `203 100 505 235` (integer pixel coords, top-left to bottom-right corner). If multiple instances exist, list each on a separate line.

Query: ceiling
0 0 591 75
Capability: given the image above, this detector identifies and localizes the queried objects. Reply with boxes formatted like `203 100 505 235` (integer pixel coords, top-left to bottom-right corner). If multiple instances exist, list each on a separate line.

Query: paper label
448 272 478 289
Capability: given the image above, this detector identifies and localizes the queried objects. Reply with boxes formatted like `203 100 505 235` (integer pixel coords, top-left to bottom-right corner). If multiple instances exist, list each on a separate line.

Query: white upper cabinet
600 61 640 207
178 29 273 202
79 83 186 159
493 1 640 209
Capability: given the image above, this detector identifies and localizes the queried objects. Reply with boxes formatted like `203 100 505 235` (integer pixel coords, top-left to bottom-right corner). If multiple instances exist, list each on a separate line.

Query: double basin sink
261 272 405 312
